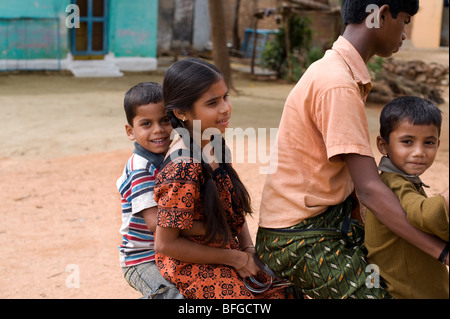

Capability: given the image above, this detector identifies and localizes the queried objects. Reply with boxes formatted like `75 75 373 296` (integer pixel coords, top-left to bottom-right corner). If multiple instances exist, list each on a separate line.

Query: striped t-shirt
117 142 164 267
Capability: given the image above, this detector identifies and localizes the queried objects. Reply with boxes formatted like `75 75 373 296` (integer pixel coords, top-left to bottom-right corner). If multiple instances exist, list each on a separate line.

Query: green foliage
367 56 384 80
260 15 323 81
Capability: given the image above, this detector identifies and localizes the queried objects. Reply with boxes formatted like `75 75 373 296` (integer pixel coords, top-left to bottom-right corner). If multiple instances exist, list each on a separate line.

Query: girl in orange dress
153 58 285 299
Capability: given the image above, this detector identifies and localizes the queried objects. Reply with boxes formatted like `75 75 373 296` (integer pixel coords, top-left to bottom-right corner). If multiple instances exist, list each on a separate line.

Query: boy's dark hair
341 0 419 25
380 96 442 143
124 82 163 126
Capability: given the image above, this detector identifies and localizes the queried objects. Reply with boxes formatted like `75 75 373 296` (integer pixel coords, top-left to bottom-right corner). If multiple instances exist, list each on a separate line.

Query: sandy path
0 48 448 298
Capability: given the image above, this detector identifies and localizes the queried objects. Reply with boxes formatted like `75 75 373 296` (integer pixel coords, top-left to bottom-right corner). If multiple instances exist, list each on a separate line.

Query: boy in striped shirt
117 82 182 298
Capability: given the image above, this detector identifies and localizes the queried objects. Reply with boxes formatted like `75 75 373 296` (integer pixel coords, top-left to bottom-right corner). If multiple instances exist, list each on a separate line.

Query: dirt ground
0 48 448 299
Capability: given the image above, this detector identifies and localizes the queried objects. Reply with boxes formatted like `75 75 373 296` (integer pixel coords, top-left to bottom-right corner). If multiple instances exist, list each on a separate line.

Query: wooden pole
251 18 259 75
283 8 293 82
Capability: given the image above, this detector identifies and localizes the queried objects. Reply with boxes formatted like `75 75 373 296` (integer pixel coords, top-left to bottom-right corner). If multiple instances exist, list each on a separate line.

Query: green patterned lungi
256 197 391 299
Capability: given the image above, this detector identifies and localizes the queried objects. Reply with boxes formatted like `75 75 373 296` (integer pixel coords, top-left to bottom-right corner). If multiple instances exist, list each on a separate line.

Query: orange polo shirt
259 36 374 228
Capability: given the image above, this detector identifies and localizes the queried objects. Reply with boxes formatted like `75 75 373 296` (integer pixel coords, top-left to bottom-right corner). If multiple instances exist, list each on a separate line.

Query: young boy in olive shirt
365 97 449 299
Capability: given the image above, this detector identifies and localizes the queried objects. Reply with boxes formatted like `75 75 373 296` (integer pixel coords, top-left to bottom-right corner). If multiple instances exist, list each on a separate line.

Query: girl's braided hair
163 58 253 246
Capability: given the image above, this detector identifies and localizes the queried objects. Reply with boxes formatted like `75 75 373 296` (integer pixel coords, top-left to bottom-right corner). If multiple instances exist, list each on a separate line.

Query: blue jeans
122 261 184 299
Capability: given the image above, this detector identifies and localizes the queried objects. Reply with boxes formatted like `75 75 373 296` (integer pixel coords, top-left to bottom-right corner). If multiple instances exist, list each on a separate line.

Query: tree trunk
232 0 241 51
284 11 293 83
208 0 235 92
251 18 259 75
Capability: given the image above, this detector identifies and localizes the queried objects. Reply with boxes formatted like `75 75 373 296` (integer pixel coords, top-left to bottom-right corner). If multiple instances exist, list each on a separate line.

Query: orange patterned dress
154 152 284 299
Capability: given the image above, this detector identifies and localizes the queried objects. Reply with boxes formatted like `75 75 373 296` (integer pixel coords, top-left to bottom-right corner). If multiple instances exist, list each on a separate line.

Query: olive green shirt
365 156 449 299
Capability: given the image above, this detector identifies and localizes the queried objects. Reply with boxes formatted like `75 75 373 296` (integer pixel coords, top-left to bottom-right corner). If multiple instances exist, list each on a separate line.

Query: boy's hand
234 251 260 278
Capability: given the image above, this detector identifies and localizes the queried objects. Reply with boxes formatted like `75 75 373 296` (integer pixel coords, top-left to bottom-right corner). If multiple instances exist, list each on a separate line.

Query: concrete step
68 60 123 77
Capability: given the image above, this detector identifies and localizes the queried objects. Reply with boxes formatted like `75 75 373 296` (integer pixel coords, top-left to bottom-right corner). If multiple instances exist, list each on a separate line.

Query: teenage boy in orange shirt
256 0 448 299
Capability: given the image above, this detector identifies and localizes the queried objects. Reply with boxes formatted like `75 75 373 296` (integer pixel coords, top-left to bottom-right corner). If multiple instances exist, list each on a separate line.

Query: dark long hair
163 58 253 245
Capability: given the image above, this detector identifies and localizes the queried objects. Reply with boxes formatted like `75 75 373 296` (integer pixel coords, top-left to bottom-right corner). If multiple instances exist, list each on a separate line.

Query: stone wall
369 58 449 105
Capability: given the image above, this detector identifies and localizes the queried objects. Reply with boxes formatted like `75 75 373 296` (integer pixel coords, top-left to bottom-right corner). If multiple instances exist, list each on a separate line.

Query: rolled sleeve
317 87 374 160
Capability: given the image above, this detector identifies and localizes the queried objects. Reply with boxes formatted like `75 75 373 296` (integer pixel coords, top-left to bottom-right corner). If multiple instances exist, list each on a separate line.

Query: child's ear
376 135 389 155
173 109 188 122
125 124 135 141
378 4 390 27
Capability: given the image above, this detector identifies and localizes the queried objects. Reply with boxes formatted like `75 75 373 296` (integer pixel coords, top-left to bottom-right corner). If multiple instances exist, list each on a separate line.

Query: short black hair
380 96 442 143
124 82 163 126
341 0 419 25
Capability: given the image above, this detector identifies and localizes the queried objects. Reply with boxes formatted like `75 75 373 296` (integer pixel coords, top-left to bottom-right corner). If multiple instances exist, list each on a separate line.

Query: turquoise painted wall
0 0 70 59
108 0 158 58
0 0 158 60
0 19 67 59
0 0 69 18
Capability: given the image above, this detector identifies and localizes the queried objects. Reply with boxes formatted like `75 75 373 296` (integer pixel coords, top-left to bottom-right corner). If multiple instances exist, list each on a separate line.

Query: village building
0 0 448 76
0 0 159 76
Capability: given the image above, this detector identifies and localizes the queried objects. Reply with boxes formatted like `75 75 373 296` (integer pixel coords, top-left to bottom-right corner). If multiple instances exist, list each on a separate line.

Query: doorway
71 0 108 58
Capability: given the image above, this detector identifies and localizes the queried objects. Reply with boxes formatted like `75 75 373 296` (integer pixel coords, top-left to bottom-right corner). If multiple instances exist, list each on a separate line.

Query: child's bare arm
141 207 206 236
237 221 256 254
155 225 260 278
343 153 448 265
141 207 158 232
181 220 207 237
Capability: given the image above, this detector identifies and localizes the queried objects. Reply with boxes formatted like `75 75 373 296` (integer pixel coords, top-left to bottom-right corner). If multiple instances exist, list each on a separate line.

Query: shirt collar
332 36 372 94
133 142 164 168
378 156 430 190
